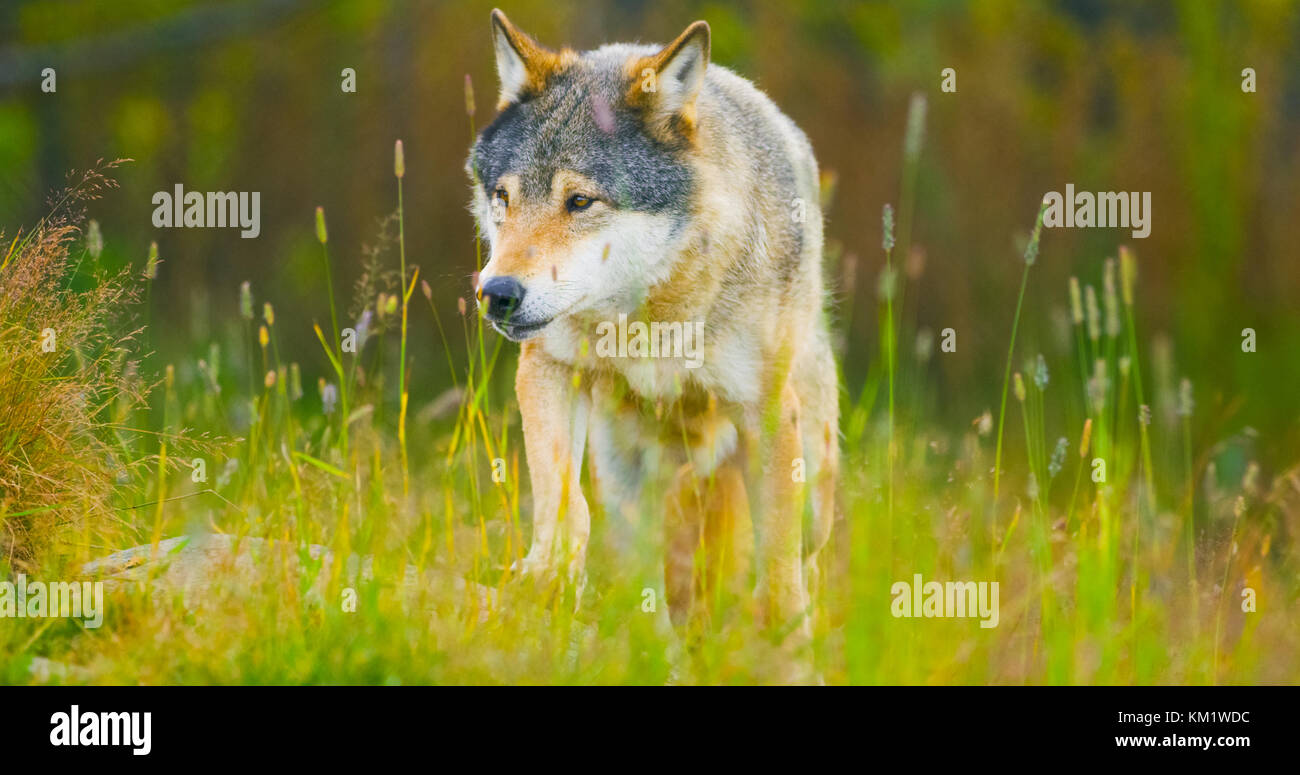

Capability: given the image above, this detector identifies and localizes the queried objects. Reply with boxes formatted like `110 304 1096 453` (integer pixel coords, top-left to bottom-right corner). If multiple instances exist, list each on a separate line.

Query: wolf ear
491 9 564 109
629 21 710 134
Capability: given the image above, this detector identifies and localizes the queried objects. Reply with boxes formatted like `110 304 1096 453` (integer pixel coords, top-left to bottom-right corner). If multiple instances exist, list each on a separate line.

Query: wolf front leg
515 341 591 595
753 378 811 648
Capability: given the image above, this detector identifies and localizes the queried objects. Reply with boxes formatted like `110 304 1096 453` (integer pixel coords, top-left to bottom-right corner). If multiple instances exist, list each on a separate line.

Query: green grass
2 141 1298 686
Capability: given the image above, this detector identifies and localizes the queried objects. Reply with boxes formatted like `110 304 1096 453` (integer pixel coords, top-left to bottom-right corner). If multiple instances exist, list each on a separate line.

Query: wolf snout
480 276 526 322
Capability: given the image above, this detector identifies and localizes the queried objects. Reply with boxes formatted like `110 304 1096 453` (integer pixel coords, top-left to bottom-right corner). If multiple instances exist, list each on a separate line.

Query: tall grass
0 160 215 573
3 140 1297 684
992 198 1047 502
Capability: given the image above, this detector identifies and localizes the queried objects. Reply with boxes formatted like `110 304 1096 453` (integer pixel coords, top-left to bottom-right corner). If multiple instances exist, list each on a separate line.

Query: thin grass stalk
395 139 411 497
993 198 1047 500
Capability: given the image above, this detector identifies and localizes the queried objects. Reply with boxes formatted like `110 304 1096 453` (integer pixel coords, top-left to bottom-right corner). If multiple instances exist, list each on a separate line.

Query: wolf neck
644 219 732 319
639 110 752 323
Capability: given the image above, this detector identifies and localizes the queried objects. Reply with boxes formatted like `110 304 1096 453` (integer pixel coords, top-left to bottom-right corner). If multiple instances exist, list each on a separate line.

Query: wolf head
468 9 710 341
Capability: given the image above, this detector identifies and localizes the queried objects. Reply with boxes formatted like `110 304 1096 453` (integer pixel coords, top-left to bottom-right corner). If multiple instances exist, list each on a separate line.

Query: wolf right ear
490 9 565 109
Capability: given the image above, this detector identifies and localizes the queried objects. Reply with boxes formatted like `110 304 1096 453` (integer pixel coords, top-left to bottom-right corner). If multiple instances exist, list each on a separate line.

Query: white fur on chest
540 318 760 406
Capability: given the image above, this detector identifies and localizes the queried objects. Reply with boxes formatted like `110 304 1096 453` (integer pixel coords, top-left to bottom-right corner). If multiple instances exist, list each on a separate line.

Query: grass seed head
86 219 103 259
1242 461 1260 496
906 245 926 280
819 169 839 210
144 240 159 280
1104 258 1120 337
1023 197 1048 265
320 381 338 414
1178 378 1194 417
1049 437 1068 477
315 206 328 245
1085 284 1100 342
904 93 927 163
1089 358 1108 409
915 327 934 362
1119 245 1136 307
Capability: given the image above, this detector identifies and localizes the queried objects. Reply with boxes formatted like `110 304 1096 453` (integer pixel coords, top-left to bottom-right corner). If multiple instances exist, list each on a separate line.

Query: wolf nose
480 276 526 321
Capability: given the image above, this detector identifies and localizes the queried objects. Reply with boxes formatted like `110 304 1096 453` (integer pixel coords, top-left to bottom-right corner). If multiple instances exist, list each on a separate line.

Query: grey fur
471 45 693 216
469 17 839 651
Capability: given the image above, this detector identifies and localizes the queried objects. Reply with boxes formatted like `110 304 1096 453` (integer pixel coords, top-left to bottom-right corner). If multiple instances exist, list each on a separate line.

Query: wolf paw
509 553 586 610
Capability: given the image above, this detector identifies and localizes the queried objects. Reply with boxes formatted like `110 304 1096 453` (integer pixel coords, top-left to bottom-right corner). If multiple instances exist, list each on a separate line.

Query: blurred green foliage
1 0 1297 451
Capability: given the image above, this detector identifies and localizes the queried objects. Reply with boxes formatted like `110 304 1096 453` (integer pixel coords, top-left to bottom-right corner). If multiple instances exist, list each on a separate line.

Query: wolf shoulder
695 64 820 200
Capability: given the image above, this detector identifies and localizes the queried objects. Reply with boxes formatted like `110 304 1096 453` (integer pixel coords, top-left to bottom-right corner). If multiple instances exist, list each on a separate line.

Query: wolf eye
493 188 509 207
567 194 594 212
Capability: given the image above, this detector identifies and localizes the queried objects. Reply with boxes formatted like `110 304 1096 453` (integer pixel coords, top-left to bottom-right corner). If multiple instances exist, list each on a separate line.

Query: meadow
2 89 1298 686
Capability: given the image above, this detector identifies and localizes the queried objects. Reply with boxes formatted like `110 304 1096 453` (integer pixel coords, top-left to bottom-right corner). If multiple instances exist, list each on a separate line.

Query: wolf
468 9 838 646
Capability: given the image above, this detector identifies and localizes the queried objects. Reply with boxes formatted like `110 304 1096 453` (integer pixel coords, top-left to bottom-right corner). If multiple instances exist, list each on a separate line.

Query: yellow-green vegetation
3 126 1298 684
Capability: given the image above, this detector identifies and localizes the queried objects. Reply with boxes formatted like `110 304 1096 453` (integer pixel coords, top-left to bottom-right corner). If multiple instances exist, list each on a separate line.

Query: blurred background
2 0 1298 455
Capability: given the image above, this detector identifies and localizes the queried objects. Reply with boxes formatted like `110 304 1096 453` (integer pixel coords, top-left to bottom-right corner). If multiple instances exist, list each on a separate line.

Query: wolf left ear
629 21 710 134
490 9 564 108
